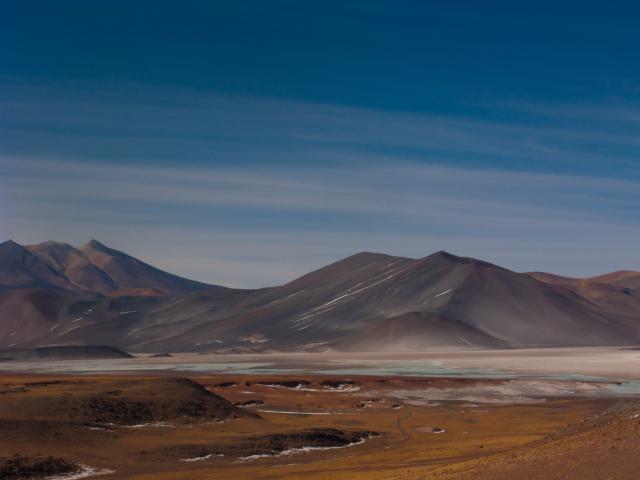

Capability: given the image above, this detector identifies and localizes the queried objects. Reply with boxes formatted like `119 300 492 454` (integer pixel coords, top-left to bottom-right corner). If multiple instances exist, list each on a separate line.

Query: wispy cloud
1 85 639 286
2 155 639 286
3 83 640 174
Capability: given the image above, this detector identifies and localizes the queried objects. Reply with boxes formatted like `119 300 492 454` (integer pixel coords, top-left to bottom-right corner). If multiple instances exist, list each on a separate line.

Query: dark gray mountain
1 242 639 352
140 251 638 352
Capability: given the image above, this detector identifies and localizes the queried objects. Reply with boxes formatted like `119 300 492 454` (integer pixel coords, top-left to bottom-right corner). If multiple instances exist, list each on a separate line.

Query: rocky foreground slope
408 401 640 480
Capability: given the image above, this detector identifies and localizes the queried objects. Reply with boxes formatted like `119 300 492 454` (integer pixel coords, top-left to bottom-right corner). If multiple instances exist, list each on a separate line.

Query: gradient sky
1 1 639 287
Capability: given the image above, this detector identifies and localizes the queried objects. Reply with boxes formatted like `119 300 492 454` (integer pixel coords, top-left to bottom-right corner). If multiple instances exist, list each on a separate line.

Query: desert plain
1 347 639 479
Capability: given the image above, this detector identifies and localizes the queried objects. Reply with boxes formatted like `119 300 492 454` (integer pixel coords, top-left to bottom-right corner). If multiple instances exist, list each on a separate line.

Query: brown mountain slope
528 270 640 318
27 241 118 294
592 270 640 290
80 239 213 295
1 239 217 296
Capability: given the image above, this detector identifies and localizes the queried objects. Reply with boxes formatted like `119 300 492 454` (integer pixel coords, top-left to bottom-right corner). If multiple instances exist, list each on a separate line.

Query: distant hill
527 270 640 319
1 240 639 352
0 345 133 361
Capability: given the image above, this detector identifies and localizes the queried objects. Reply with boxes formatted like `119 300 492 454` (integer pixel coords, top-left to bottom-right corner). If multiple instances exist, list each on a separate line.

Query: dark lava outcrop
153 428 378 460
0 455 80 479
213 381 237 388
235 399 265 407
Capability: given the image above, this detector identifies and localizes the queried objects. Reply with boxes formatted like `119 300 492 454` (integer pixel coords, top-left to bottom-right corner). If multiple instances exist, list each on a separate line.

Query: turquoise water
0 360 272 373
2 358 639 396
312 364 512 378
310 365 640 395
27 361 601 382
608 381 640 394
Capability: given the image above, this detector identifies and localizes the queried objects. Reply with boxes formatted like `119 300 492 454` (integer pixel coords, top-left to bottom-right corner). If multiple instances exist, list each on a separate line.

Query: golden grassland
0 373 635 479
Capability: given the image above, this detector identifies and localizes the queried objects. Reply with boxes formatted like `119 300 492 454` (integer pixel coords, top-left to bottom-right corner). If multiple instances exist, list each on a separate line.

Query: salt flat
2 346 639 380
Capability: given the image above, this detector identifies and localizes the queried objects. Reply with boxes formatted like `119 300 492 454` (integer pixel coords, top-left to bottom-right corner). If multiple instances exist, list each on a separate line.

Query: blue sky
1 1 639 287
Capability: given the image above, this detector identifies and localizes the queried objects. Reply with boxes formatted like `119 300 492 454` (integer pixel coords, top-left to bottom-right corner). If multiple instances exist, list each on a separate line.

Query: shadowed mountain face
0 241 76 291
1 241 639 352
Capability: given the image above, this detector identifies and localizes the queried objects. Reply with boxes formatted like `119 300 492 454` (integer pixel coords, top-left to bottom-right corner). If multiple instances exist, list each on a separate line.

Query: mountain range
1 239 639 352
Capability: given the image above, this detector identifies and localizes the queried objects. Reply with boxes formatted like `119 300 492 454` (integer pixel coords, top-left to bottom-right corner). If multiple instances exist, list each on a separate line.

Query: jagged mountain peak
0 239 24 252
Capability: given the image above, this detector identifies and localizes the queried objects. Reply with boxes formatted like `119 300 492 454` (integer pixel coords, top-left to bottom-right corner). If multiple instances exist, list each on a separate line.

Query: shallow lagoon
2 356 640 396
